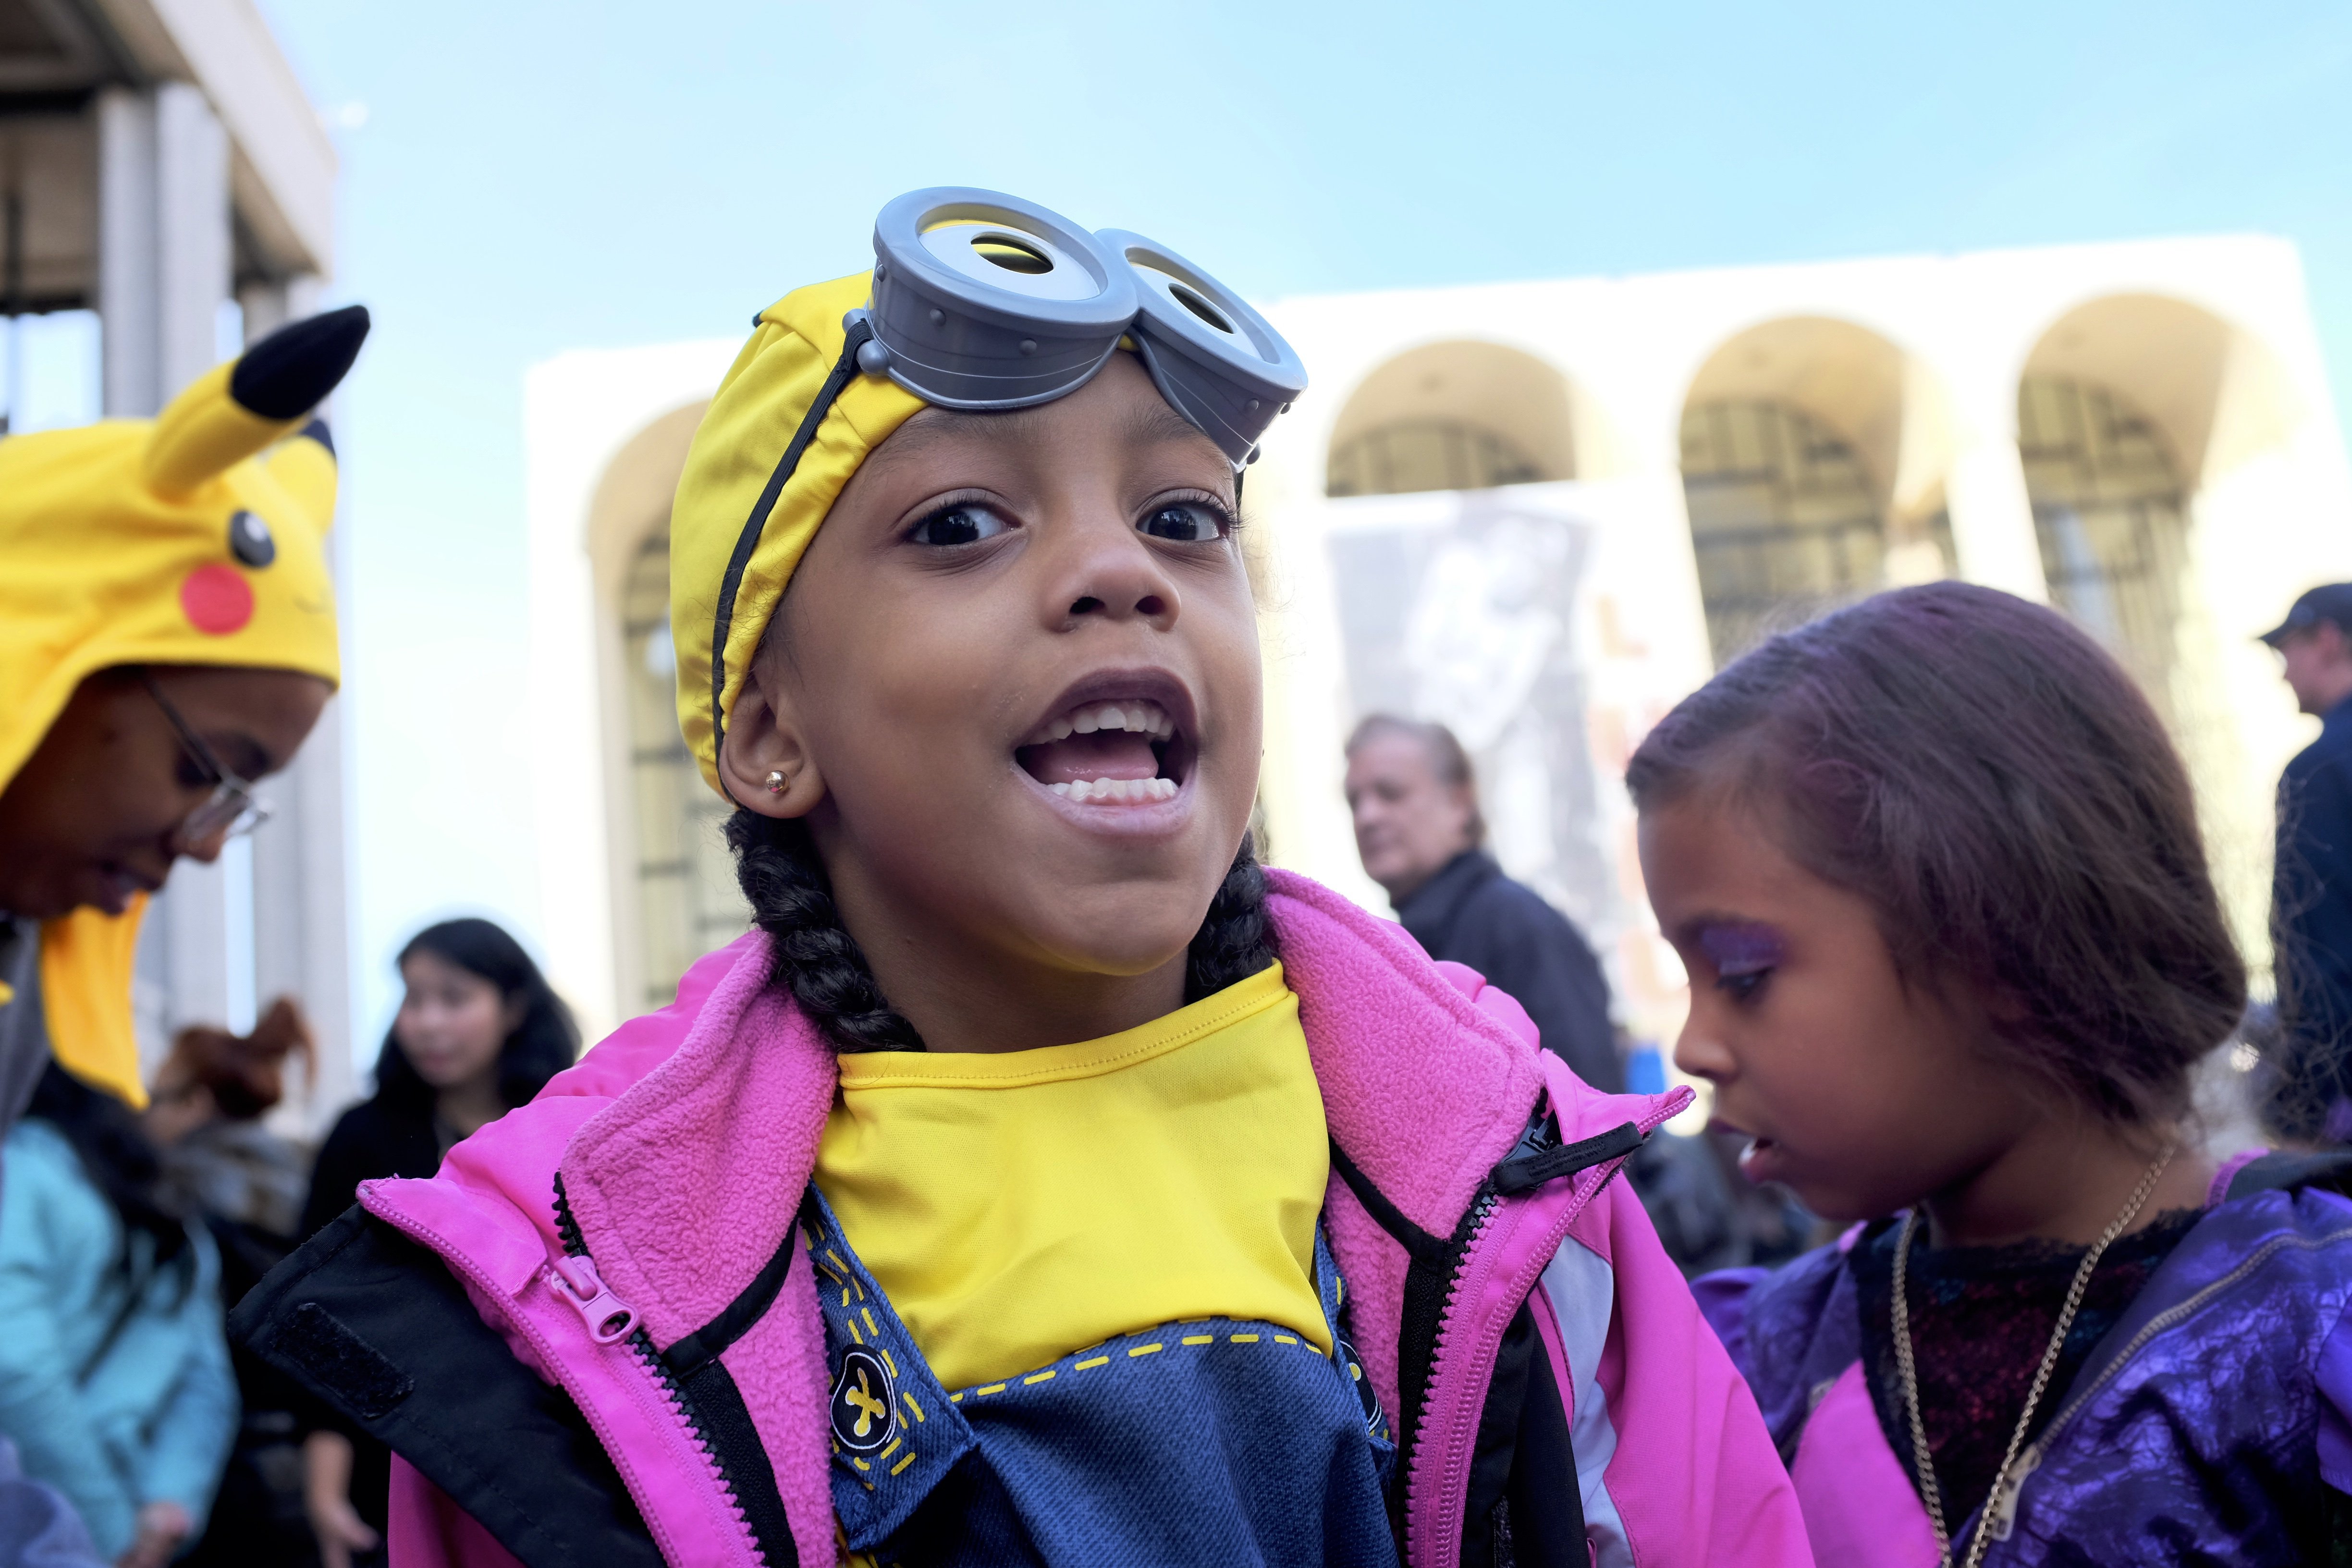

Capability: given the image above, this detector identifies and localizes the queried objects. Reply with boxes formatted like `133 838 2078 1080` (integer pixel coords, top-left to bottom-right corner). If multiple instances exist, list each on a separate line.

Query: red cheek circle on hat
180 564 255 636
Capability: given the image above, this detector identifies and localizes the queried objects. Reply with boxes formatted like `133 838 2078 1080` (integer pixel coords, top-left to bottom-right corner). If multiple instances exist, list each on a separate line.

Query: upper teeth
1036 700 1176 743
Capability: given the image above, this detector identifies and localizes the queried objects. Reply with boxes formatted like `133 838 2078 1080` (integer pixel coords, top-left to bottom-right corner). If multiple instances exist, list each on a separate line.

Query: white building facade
524 237 2352 1055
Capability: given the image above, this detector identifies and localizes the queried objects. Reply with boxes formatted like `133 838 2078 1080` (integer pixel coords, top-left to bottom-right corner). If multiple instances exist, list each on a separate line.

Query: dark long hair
1625 581 2245 1129
27 1061 193 1287
726 810 1278 1052
374 919 580 1115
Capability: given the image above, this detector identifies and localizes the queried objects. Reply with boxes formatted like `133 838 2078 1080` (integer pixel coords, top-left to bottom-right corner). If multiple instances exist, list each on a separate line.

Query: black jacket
1395 851 1622 1094
300 1095 442 1243
2273 698 2352 1137
294 1093 445 1533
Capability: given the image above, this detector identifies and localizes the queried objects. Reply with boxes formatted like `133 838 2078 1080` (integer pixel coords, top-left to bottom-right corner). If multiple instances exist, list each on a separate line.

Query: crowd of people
0 917 572 1567
4 188 2352 1566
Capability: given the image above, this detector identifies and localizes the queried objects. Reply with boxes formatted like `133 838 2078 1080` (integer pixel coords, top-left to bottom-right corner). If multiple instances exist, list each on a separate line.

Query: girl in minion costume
237 195 1807 1568
0 307 367 1558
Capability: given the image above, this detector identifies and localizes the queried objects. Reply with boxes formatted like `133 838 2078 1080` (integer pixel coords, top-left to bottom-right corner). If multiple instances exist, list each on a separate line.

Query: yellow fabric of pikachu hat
0 305 369 1105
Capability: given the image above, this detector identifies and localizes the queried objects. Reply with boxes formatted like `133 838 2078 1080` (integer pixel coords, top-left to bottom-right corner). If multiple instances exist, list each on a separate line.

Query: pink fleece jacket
364 870 1811 1568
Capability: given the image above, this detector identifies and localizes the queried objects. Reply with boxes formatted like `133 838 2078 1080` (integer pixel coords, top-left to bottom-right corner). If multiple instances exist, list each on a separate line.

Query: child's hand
310 1496 380 1568
115 1500 191 1568
305 1429 382 1568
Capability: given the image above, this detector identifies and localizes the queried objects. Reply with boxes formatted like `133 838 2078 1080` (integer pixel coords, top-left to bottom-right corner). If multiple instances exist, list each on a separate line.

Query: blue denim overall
802 1189 1398 1566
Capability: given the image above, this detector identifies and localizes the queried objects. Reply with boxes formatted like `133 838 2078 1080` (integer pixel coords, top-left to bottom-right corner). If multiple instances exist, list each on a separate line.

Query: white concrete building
522 236 2352 1057
0 0 355 1123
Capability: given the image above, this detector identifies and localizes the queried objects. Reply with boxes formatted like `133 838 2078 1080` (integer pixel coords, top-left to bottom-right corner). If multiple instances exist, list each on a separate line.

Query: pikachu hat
0 304 368 1104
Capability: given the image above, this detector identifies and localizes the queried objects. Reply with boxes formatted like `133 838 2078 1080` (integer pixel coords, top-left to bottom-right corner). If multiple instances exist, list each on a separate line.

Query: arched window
1327 420 1544 497
2018 377 2189 720
1679 399 1886 665
1323 341 1575 500
618 525 747 1009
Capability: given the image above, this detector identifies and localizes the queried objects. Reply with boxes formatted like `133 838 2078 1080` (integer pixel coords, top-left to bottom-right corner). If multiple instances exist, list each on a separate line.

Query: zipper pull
549 1253 640 1345
1981 1441 2042 1541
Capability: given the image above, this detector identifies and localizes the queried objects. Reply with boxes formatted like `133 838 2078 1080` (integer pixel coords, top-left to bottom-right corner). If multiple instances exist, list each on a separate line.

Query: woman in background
299 918 576 1568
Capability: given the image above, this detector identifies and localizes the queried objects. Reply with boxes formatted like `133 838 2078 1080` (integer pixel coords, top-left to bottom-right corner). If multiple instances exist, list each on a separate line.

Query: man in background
2263 584 2352 1142
1343 715 1622 1093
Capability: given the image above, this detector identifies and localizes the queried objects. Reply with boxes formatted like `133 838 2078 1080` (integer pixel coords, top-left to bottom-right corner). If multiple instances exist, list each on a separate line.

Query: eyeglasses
139 671 273 851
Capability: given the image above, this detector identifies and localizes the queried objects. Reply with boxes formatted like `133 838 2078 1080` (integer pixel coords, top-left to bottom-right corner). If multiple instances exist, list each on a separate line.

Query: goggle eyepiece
855 187 1304 467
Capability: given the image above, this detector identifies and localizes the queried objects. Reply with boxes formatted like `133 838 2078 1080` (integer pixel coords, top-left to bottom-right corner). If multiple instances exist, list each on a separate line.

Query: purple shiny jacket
1694 1154 2352 1565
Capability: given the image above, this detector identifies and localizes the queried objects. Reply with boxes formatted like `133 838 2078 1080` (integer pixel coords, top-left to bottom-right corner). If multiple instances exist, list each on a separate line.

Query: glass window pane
622 526 750 1008
2019 377 2188 724
1678 399 1887 666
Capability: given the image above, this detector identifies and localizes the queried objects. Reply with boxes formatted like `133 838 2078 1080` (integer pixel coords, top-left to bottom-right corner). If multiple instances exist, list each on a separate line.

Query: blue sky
245 0 2352 1055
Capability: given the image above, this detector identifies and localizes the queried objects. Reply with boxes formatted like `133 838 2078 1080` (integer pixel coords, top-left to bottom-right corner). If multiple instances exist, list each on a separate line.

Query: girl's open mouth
1013 686 1195 808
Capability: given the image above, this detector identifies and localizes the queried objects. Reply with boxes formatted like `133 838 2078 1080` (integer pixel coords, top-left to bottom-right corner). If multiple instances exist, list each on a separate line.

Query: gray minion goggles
843 187 1306 469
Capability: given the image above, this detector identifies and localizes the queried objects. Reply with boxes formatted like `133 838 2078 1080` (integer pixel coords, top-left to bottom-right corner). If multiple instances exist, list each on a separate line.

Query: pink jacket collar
368 869 1677 1560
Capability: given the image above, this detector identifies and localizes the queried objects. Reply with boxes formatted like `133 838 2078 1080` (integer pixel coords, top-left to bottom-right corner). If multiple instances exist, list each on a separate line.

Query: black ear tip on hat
227 304 372 422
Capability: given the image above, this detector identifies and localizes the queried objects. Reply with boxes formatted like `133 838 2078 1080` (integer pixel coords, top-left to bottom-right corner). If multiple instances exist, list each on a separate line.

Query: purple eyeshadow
1697 922 1784 976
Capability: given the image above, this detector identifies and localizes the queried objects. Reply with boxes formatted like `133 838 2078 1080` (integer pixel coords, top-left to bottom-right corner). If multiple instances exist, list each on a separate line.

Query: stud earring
764 769 789 796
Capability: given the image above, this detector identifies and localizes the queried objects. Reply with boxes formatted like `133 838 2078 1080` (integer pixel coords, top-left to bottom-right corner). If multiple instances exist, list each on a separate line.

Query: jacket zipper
549 1174 767 1559
1401 1184 1501 1542
357 1183 708 1566
1406 1091 1683 1563
1973 1227 2352 1548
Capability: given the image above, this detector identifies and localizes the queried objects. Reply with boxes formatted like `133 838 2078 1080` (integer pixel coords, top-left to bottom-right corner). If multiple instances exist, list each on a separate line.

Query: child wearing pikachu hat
0 306 367 1136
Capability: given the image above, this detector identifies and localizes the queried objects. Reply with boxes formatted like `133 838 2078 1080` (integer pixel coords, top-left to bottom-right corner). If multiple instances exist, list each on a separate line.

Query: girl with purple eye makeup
1629 580 2352 1568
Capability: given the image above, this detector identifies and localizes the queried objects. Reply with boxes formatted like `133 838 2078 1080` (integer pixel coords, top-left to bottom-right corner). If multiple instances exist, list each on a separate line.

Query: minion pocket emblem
830 1345 897 1455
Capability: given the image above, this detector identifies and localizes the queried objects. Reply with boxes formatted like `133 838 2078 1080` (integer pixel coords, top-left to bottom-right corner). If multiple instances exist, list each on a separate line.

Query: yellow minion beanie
0 305 368 1105
668 275 925 799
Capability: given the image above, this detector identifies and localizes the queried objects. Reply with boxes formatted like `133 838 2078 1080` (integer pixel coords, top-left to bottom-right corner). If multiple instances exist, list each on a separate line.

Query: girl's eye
1715 968 1771 1005
1138 501 1232 543
909 503 1011 547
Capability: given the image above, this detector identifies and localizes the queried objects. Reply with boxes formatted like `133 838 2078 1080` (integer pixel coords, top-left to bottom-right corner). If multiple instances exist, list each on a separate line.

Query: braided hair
726 808 1279 1053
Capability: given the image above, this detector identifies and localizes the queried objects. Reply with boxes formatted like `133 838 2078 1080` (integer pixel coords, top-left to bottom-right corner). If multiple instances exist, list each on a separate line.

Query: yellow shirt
814 963 1332 1391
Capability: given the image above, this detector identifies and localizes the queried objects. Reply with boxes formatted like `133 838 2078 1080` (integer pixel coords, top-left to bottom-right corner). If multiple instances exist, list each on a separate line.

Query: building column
95 87 158 416
243 272 355 1120
104 83 245 1066
1943 364 2049 603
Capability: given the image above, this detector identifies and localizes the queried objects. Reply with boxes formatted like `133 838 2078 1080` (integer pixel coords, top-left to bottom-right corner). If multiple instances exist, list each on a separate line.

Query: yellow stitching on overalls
1274 1335 1298 1345
901 1389 925 1422
845 1317 864 1345
1023 1370 1055 1384
1229 1333 1260 1343
890 1449 919 1476
1182 1335 1213 1346
978 1382 1007 1396
879 1436 900 1460
879 1345 898 1379
1076 1356 1110 1370
1128 1343 1163 1357
863 1307 880 1338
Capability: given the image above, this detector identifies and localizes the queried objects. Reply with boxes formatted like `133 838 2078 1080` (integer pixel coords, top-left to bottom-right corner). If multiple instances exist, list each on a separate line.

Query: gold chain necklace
1891 1143 2176 1568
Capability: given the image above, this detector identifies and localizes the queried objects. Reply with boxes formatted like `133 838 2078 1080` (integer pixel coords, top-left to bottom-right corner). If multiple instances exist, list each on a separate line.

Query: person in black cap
2261 583 2352 1141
